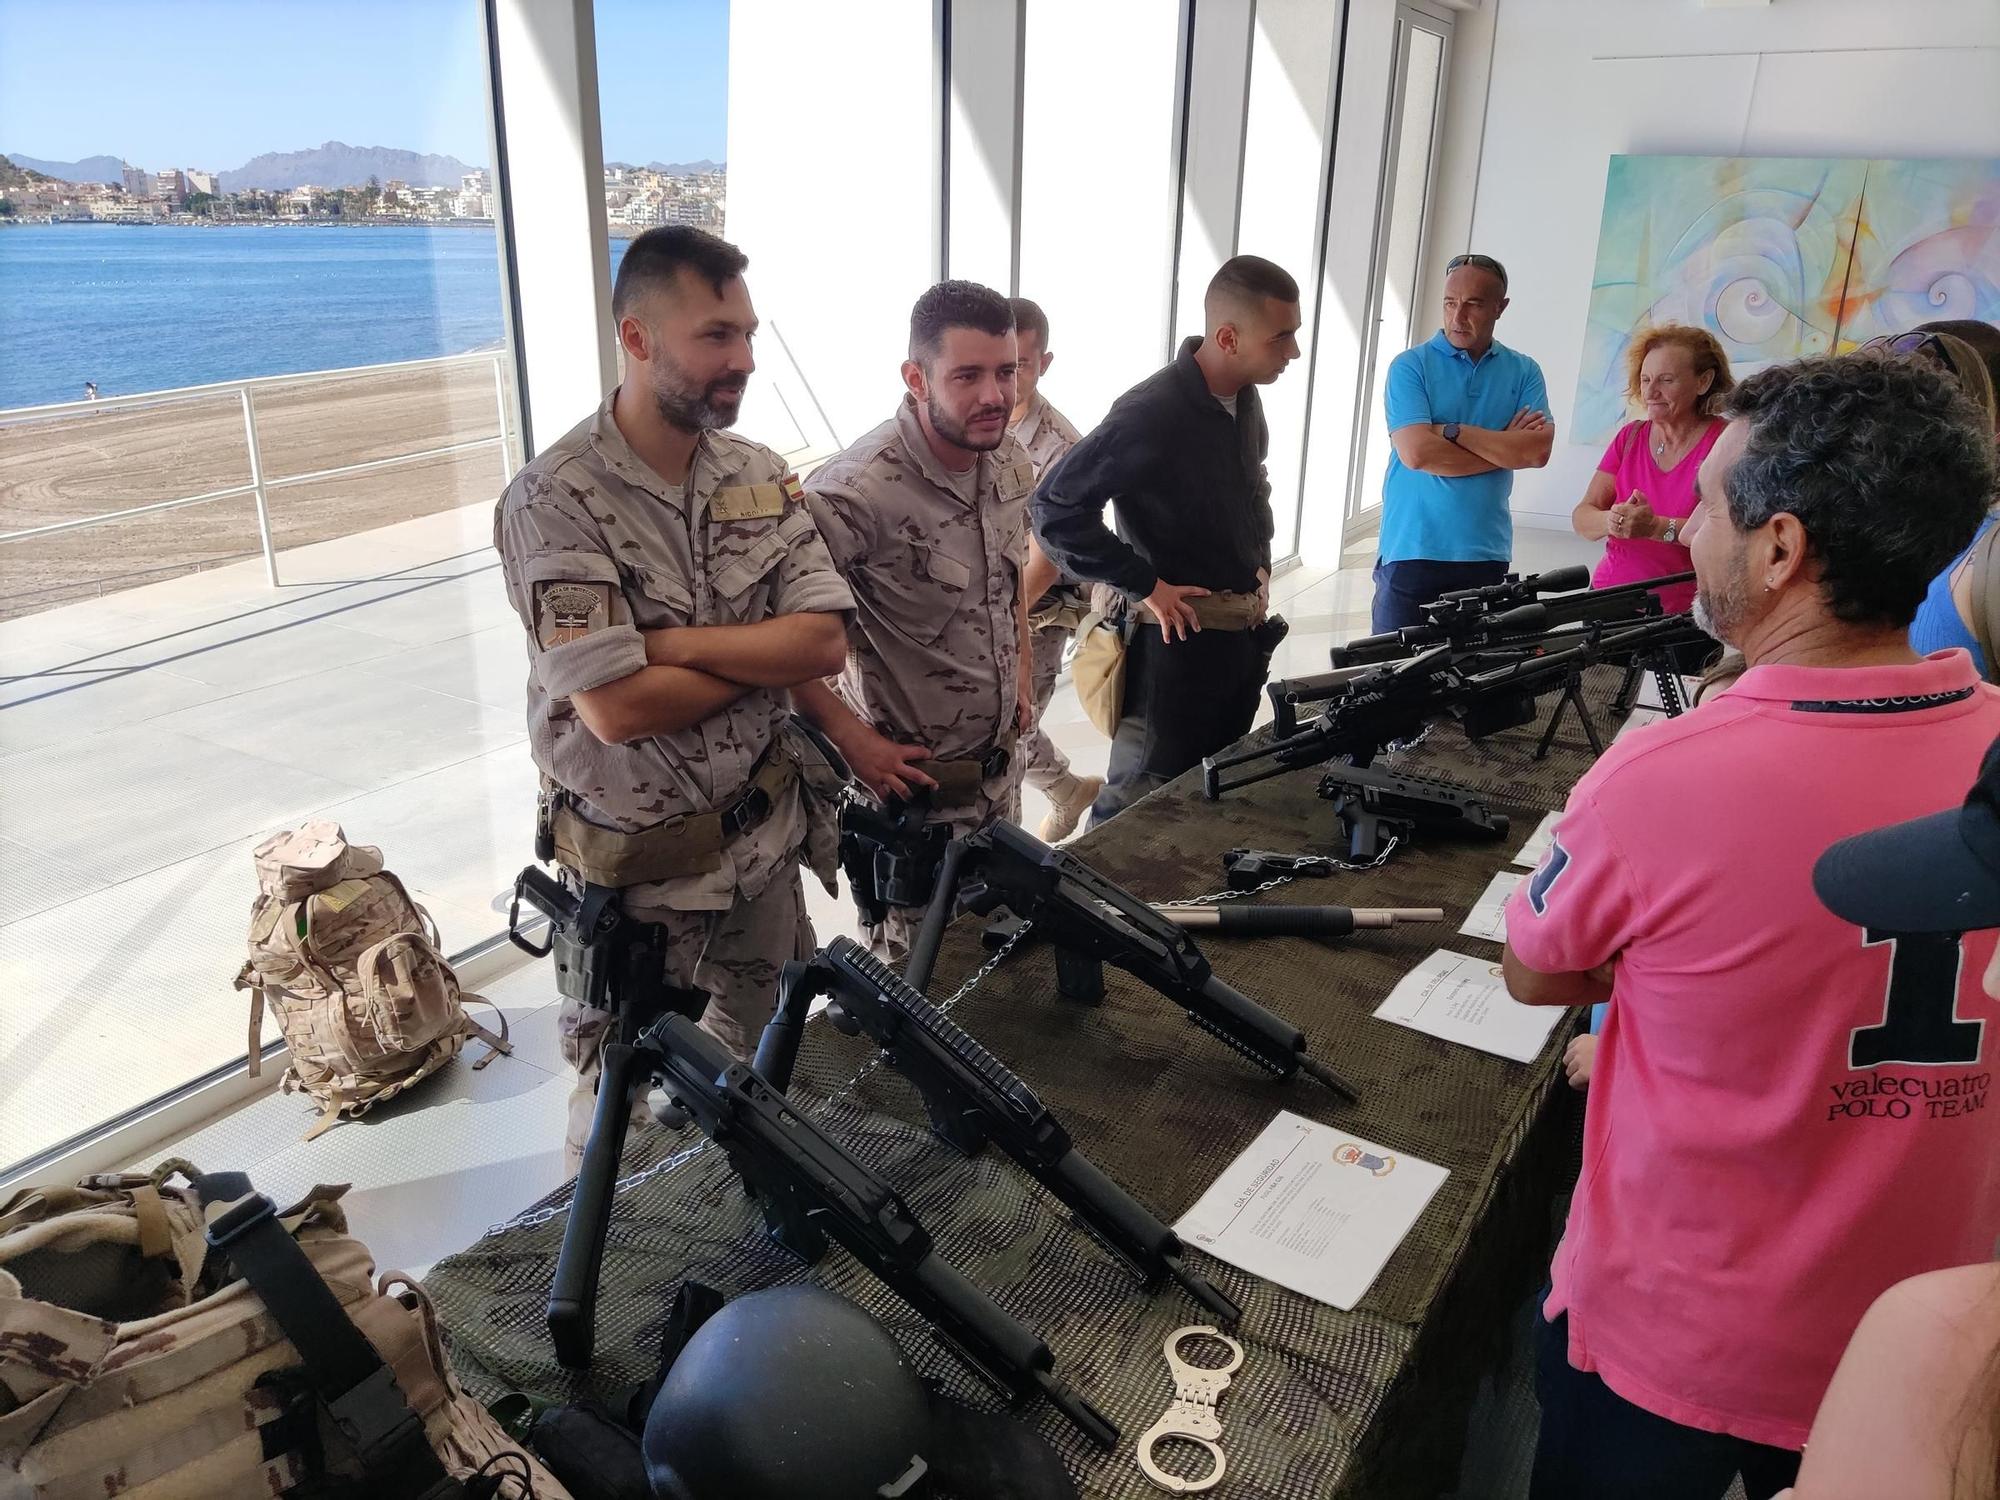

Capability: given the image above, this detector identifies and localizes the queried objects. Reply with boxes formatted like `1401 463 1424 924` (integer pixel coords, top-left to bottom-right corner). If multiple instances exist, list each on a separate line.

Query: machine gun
1328 569 1694 669
546 1011 1118 1448
755 936 1242 1326
897 820 1360 1103
1317 763 1511 862
1207 611 1710 799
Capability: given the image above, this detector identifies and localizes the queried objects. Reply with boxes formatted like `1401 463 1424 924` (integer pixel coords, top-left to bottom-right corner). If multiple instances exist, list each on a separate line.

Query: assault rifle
547 1012 1117 1448
755 935 1242 1326
899 820 1360 1103
1328 569 1694 668
1206 611 1711 799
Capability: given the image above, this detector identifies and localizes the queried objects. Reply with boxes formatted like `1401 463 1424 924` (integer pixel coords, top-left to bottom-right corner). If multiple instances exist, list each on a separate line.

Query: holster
837 791 953 927
511 868 709 1041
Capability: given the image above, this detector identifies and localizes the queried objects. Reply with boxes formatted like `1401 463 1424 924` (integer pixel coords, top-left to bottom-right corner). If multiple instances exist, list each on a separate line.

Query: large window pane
1020 0 1183 434
1235 0 1343 561
0 1 521 1172
1353 21 1447 527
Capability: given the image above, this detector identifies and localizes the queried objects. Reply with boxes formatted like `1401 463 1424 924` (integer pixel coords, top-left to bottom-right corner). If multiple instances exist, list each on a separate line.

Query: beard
1692 546 1751 644
928 392 1010 453
650 353 746 433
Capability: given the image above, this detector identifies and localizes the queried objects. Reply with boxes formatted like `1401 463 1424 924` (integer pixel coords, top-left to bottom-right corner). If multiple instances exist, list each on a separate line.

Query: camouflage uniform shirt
494 396 855 914
803 396 1035 813
1009 391 1082 479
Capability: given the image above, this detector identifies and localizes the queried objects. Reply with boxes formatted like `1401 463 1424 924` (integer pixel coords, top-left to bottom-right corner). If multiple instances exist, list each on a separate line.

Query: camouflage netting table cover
423 669 1630 1498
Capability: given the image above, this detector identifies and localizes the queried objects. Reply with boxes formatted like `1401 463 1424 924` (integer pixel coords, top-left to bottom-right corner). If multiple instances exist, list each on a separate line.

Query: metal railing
0 351 516 587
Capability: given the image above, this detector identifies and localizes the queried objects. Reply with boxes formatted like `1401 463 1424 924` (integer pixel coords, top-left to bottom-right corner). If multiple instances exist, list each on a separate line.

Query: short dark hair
611 226 748 318
1718 353 1996 627
909 280 1014 363
1916 319 2000 429
1205 255 1299 315
1009 296 1050 349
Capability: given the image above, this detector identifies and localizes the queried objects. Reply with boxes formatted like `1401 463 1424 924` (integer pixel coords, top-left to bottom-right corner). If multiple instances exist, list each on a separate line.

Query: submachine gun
755 935 1243 1326
544 1011 1118 1448
1205 610 1712 802
894 819 1361 1103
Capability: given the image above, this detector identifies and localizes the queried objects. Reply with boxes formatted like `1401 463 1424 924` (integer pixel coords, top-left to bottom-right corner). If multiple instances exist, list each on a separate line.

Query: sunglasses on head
1445 253 1509 293
1859 331 1952 366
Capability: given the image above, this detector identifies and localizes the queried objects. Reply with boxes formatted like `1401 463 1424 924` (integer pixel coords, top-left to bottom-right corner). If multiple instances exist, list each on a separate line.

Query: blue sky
0 0 727 172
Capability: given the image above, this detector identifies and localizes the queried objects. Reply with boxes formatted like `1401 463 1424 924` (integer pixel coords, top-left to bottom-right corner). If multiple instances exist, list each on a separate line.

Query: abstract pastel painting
1573 154 2000 443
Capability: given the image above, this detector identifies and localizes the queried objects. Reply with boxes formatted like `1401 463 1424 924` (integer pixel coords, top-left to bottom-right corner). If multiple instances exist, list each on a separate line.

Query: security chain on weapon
1138 1325 1245 1493
481 916 1038 1240
1159 833 1400 909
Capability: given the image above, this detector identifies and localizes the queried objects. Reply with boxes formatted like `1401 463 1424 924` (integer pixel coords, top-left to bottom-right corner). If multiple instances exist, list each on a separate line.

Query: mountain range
4 142 480 192
4 152 125 185
14 146 725 193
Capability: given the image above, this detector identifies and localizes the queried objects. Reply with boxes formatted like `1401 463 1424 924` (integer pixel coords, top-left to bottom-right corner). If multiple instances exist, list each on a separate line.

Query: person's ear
1496 297 1510 319
1039 351 1055 375
618 314 650 364
1215 323 1239 356
901 358 928 403
1763 512 1811 591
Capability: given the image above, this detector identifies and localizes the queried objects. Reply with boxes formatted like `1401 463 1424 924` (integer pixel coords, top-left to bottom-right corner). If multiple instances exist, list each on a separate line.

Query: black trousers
1531 1310 1801 1500
1090 626 1265 824
1371 557 1510 633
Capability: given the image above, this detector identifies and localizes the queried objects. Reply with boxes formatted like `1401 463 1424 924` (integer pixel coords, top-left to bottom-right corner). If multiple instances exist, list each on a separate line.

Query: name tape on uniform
711 482 792 521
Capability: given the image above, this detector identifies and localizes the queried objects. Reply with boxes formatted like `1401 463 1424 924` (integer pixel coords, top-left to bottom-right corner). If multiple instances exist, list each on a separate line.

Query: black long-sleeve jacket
1031 337 1274 600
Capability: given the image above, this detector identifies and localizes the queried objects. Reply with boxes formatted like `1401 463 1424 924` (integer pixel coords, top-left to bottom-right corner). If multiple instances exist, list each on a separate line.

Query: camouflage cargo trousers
559 866 814 1172
1021 621 1075 791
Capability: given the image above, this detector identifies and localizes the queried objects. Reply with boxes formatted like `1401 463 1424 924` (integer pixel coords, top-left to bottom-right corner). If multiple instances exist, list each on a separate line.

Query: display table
424 673 1624 1499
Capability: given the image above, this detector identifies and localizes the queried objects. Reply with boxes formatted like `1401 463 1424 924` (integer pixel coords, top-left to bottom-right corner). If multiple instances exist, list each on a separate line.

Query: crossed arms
1390 407 1554 478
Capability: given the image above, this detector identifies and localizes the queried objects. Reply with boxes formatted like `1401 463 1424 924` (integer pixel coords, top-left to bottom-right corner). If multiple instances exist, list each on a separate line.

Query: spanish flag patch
781 472 806 505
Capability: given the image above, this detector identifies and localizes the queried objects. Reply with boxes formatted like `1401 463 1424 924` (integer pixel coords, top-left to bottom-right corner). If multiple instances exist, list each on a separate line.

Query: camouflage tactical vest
236 821 510 1140
0 1161 571 1499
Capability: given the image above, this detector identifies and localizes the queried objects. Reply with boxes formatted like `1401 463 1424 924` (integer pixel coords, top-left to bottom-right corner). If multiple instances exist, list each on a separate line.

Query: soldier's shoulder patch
710 483 789 521
781 471 805 504
535 580 611 648
996 459 1037 500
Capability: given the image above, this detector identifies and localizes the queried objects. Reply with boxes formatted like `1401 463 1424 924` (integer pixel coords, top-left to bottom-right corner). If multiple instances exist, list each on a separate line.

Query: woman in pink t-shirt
1572 324 1735 615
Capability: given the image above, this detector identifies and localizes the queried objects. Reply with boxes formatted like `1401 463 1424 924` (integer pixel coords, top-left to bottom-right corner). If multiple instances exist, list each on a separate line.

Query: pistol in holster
836 789 951 928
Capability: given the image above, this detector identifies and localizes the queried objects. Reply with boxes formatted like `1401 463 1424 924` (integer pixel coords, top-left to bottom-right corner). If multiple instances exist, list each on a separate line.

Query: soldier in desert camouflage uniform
494 227 854 1169
1005 296 1102 843
793 280 1037 958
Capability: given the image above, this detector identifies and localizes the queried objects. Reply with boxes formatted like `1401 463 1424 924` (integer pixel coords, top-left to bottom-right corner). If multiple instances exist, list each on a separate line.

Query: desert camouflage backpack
0 1160 570 1499
236 821 510 1140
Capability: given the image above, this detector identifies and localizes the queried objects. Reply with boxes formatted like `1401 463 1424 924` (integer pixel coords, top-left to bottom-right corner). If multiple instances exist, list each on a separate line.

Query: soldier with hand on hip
793 280 1038 958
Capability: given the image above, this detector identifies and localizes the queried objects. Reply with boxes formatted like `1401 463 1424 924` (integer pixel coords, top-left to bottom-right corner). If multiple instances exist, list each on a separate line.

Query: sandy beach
0 357 519 620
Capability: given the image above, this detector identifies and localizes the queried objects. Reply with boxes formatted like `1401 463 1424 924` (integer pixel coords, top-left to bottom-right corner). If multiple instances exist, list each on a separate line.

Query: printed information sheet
1615 705 1668 742
1635 673 1700 714
1510 810 1561 868
1176 1110 1448 1310
1373 949 1566 1063
1457 870 1517 944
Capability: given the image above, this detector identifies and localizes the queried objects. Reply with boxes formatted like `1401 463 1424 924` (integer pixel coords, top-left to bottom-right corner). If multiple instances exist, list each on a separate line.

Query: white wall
724 0 935 455
1447 0 2000 529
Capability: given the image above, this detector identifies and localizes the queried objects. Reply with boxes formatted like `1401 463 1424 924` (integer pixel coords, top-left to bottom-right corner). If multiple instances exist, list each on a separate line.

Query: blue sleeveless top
1911 517 1992 678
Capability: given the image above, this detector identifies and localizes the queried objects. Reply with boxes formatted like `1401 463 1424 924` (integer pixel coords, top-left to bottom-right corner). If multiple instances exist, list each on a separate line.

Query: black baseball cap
1813 736 2000 934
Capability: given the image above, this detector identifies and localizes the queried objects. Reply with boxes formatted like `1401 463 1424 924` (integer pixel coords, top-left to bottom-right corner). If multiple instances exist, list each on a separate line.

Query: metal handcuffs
1137 1324 1245 1493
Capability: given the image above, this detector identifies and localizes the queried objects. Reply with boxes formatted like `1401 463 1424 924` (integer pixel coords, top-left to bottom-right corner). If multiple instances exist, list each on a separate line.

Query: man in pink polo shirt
1502 351 2000 1500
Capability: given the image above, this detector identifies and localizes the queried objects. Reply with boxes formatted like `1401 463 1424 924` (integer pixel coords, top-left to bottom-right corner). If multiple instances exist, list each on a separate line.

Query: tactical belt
927 742 1013 805
1140 588 1264 631
547 742 799 889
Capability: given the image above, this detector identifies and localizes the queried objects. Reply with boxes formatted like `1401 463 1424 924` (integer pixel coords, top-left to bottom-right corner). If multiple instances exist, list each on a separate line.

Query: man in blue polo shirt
1374 252 1553 632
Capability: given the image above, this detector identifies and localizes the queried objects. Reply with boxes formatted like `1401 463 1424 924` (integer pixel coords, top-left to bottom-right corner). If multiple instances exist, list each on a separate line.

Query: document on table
1510 811 1561 868
1175 1110 1448 1311
1373 949 1566 1064
1635 673 1699 713
1457 870 1517 944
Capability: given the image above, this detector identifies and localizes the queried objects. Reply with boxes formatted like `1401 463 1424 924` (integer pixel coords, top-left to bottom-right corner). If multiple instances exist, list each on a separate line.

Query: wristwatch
1661 519 1681 544
1441 422 1462 444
